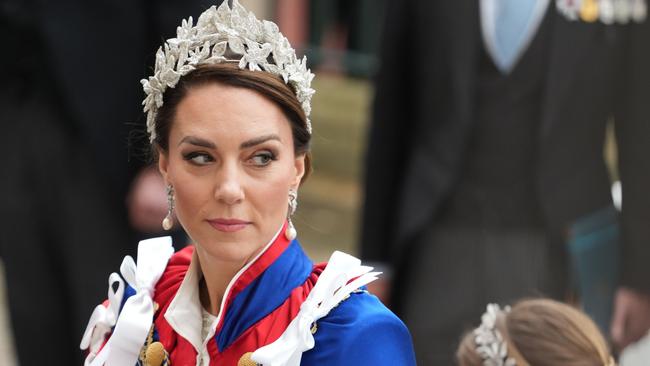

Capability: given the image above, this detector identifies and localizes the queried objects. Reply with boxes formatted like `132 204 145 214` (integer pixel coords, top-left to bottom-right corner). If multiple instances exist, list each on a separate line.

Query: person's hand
126 166 170 233
610 287 650 352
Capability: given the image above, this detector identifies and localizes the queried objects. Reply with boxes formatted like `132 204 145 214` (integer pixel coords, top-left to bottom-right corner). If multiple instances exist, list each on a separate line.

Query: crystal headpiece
141 0 315 143
474 304 517 366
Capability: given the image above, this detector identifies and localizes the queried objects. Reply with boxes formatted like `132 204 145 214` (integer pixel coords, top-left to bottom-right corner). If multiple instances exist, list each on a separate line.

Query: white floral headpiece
141 0 315 143
474 304 517 366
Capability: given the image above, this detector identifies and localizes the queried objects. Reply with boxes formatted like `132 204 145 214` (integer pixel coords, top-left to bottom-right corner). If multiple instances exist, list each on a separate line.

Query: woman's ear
158 149 170 184
291 153 306 189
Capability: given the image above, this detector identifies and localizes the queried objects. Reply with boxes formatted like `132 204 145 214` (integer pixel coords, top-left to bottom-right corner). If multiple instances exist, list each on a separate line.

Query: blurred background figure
0 0 210 364
360 0 650 364
305 0 385 76
610 10 650 355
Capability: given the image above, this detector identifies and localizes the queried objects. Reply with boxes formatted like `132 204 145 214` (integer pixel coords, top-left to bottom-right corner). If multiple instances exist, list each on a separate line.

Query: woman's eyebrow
178 136 216 148
240 134 281 149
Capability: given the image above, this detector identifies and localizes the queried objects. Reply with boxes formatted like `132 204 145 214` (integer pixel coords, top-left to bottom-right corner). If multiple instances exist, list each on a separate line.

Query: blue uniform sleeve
301 291 416 365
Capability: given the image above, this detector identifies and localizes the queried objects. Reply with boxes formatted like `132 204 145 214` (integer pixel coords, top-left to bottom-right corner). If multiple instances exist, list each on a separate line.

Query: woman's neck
197 252 243 316
194 224 284 316
195 245 269 316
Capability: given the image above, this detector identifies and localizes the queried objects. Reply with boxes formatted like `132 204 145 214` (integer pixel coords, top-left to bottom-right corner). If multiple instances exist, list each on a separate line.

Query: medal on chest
556 0 647 23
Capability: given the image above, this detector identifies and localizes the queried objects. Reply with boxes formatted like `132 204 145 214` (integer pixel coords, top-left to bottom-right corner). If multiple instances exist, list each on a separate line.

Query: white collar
164 249 207 351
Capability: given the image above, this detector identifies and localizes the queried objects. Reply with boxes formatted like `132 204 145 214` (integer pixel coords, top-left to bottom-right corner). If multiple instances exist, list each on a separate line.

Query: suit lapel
540 10 601 138
446 0 481 140
412 0 480 160
395 0 481 243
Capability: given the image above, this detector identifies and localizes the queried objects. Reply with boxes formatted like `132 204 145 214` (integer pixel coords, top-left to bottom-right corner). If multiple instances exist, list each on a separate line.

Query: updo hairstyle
457 299 615 366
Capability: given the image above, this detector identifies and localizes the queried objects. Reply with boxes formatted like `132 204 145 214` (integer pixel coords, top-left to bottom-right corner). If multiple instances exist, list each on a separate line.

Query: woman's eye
249 152 275 166
183 152 214 165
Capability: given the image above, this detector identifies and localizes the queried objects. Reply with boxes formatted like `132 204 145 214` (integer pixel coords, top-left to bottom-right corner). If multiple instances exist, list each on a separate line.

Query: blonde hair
457 299 615 366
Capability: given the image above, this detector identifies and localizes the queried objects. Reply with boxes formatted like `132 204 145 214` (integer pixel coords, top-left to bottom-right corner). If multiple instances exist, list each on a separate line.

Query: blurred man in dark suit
0 0 213 363
360 1 650 364
609 8 650 353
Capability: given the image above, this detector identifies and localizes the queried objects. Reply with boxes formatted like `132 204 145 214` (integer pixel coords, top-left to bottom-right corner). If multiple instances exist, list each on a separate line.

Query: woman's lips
207 218 251 232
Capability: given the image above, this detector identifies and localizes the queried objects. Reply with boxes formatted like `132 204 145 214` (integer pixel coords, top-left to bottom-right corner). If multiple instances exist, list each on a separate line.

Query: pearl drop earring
285 190 298 240
162 185 175 231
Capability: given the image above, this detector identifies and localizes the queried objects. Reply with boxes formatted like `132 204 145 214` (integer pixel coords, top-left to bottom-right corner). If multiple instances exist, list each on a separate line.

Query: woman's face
158 82 305 264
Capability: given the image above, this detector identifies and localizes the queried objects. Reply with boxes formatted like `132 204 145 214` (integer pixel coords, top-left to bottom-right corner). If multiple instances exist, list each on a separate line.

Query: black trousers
395 225 566 366
0 88 130 365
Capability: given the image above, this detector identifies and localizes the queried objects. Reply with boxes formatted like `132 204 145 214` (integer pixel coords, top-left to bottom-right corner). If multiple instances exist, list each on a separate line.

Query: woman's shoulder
319 289 403 329
154 245 194 297
117 245 194 307
302 290 416 365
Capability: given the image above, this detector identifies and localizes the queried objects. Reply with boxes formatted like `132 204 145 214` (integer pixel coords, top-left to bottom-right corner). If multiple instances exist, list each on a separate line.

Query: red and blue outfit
82 224 416 365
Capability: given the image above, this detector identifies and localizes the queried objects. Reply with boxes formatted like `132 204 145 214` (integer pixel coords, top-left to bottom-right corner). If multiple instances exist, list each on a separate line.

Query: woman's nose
213 163 244 205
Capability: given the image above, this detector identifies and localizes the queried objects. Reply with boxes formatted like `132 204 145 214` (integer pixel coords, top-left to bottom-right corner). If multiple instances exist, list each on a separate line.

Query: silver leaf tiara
474 304 517 366
141 0 316 143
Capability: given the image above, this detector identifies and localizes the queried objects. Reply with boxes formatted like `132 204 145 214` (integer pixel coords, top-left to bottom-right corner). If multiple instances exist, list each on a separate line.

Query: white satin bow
81 237 174 366
251 251 381 366
80 272 125 364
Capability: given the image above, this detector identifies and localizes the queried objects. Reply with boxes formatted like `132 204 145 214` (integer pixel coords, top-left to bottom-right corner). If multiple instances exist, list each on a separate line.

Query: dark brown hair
153 62 312 183
457 299 614 366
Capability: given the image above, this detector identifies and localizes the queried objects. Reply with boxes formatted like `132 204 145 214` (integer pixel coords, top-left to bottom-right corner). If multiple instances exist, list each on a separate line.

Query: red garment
151 236 325 365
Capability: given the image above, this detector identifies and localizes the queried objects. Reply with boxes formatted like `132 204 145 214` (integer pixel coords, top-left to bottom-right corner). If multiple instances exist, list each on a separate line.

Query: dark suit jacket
360 0 650 292
32 0 217 199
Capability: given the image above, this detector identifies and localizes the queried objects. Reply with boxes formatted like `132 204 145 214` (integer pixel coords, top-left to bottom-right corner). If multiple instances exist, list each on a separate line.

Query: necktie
483 0 545 73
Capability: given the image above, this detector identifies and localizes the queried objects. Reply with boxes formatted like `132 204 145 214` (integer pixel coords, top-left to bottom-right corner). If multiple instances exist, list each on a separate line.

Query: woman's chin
195 234 261 262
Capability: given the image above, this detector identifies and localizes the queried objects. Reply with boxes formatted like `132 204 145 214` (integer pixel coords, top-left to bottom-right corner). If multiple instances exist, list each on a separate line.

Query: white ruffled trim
251 251 380 366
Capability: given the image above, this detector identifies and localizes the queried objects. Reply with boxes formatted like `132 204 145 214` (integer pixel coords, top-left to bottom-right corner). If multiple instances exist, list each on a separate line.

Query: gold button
580 0 600 22
144 341 167 366
238 352 259 366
